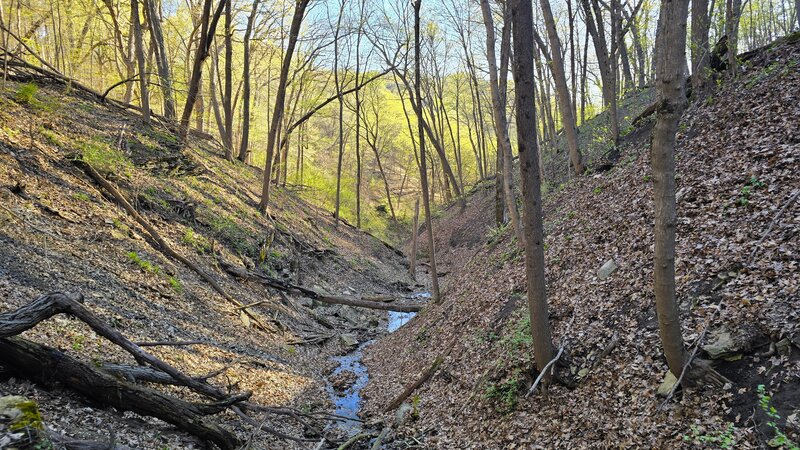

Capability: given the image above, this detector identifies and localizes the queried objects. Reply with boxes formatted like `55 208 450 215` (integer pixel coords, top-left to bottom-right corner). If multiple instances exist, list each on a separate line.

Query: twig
657 304 723 410
337 432 376 450
527 313 575 396
749 189 799 263
371 427 390 450
134 340 206 347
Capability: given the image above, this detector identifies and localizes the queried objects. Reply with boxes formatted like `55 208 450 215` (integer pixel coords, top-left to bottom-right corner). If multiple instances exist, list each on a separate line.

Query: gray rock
393 403 413 427
597 259 618 280
702 328 737 359
339 334 359 349
657 371 678 397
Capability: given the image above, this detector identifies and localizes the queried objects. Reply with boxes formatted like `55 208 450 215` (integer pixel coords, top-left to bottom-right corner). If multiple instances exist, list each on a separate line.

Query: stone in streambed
597 259 618 280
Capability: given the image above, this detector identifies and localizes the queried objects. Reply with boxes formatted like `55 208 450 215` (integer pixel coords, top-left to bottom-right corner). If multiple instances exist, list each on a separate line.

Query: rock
336 306 365 326
339 333 359 349
577 368 590 378
597 259 618 280
393 403 413 427
702 328 737 359
657 371 678 397
330 370 358 392
0 396 45 449
0 396 43 432
776 338 791 357
787 410 800 432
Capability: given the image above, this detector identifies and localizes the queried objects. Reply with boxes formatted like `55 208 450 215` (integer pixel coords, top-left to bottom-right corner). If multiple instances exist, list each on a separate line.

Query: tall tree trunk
725 0 742 75
238 0 260 163
333 0 346 226
653 0 690 378
691 0 711 95
180 0 226 137
539 0 584 175
479 0 524 243
143 0 176 118
415 0 441 303
510 0 555 385
131 0 150 123
222 0 233 159
259 0 310 212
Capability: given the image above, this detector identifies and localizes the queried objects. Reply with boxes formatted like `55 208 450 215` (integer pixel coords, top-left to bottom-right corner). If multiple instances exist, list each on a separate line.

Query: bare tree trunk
180 0 226 137
415 0 441 303
652 0 690 378
222 0 233 159
539 0 584 175
143 0 176 118
725 0 742 76
333 0 346 226
510 0 555 384
131 0 150 123
259 0 310 212
691 0 711 94
410 198 419 279
238 0 260 163
479 0 523 242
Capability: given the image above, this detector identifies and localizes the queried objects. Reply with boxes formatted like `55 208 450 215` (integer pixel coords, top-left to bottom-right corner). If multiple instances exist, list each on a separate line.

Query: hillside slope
0 77 415 448
362 35 799 448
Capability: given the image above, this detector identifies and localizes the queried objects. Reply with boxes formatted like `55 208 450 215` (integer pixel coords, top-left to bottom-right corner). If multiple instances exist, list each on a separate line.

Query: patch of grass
168 276 184 293
683 423 738 448
182 228 209 253
72 192 91 202
71 334 85 351
758 384 799 449
484 369 523 413
126 251 161 275
40 127 63 147
486 222 510 246
80 138 132 176
14 83 39 105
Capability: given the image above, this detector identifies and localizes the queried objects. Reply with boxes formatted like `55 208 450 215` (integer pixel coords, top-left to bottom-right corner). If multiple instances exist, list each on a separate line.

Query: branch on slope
75 161 272 332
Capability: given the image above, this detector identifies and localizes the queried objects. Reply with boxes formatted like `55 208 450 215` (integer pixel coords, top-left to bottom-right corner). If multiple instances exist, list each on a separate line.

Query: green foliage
484 369 523 413
758 385 799 449
168 276 184 293
40 127 62 146
411 395 421 420
126 251 161 275
592 186 603 195
486 222 509 246
500 315 532 351
738 176 765 206
182 228 209 253
79 138 133 176
71 334 85 351
683 423 738 448
72 192 91 202
14 83 39 105
6 399 44 432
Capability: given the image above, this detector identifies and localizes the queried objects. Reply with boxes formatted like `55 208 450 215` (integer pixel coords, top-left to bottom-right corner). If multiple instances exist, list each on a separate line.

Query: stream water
326 292 430 434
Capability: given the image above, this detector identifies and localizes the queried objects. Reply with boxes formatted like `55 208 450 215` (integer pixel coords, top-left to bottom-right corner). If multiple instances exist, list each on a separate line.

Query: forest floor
362 34 800 448
0 73 427 449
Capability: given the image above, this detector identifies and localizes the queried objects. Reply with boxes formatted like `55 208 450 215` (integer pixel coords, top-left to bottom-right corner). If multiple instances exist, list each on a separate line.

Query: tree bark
539 0 584 175
652 0 690 379
415 0 441 303
259 0 310 212
691 0 711 95
510 0 555 384
180 0 226 137
131 0 150 124
238 0 260 163
143 0 176 119
222 0 233 159
479 0 524 244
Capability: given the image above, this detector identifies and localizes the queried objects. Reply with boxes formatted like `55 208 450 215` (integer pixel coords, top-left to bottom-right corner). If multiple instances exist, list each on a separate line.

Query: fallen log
384 341 456 412
220 260 424 313
0 337 240 450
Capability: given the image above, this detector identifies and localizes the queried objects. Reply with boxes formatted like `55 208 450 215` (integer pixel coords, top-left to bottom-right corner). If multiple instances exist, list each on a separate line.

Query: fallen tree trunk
0 293 250 403
384 341 456 412
220 261 424 312
0 337 240 450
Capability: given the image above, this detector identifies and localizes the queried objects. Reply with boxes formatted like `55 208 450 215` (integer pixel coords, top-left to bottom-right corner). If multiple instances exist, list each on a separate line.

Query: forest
0 0 798 447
